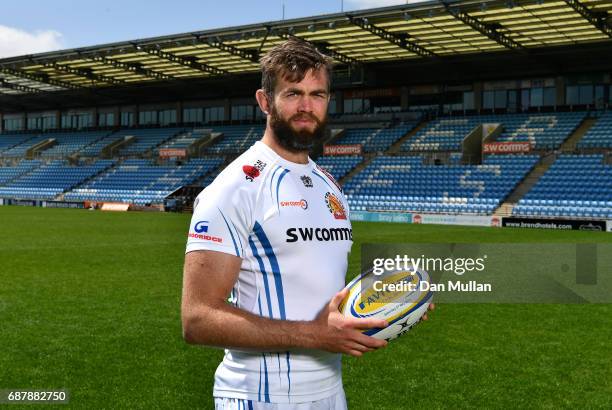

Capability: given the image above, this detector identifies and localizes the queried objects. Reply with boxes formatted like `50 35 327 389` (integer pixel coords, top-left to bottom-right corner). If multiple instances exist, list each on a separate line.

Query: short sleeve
185 180 253 258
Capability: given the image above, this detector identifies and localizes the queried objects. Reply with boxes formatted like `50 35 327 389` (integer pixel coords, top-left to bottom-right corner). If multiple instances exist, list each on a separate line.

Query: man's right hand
309 288 389 357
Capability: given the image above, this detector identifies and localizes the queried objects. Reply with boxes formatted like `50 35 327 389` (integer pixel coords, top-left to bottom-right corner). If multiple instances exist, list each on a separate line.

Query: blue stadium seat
0 159 115 200
344 154 539 215
401 112 585 152
577 111 612 149
513 154 612 219
334 122 417 152
315 156 362 181
64 157 223 204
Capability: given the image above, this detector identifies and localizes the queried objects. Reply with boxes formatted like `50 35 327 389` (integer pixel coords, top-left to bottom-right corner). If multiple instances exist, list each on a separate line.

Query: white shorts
214 390 347 410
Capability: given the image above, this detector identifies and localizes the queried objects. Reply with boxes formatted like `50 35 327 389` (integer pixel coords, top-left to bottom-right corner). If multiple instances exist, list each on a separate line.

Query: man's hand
420 303 436 322
183 251 390 356
309 288 389 357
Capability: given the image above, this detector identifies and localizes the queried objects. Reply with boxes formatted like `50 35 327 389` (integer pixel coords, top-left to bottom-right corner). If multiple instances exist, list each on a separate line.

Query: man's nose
297 95 314 112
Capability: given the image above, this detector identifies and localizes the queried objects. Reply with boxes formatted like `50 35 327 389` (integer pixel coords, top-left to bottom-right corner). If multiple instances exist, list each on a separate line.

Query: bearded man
181 38 388 410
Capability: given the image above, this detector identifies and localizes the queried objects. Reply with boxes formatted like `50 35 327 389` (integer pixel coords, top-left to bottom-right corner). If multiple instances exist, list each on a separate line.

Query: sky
0 0 427 58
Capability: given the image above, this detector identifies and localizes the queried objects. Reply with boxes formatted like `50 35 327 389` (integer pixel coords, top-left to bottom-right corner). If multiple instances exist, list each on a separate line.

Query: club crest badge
325 192 347 220
301 175 313 188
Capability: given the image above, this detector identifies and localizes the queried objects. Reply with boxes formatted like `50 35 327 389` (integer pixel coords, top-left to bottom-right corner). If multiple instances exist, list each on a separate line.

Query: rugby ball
339 267 433 341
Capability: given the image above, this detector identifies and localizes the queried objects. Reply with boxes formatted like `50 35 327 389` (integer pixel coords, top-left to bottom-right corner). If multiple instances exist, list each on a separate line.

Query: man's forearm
182 302 321 350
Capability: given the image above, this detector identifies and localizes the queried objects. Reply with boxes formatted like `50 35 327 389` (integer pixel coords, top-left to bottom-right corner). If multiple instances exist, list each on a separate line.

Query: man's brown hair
260 37 333 98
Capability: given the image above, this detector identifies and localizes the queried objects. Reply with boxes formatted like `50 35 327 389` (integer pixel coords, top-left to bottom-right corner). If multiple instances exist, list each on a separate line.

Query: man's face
268 68 330 153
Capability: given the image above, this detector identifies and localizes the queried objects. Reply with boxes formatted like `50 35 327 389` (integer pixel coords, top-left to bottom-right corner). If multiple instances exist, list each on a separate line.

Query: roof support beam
441 2 524 51
91 55 176 82
258 29 270 54
0 78 43 94
200 36 259 63
135 44 229 76
563 0 612 38
348 16 437 58
0 67 83 90
43 62 126 86
276 32 360 65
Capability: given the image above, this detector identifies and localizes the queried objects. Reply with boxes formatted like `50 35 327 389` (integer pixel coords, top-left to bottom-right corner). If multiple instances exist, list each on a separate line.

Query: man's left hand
420 303 435 322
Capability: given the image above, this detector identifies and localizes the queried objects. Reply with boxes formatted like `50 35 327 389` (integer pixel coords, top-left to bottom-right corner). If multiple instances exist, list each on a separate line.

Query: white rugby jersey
186 141 353 404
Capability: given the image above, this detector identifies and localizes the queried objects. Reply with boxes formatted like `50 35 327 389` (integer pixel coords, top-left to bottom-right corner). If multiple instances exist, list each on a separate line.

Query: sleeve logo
189 220 223 243
194 220 209 233
243 159 267 182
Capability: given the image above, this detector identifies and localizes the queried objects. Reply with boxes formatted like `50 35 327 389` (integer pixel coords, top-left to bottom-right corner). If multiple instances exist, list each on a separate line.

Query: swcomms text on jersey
286 227 353 242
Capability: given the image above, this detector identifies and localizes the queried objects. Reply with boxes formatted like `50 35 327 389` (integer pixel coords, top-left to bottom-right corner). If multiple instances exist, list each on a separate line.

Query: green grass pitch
1 206 611 409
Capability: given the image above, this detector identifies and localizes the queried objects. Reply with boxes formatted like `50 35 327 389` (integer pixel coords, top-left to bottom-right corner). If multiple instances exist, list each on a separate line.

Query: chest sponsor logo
243 159 267 182
325 192 347 220
280 199 308 210
188 220 223 243
286 227 353 242
301 175 313 188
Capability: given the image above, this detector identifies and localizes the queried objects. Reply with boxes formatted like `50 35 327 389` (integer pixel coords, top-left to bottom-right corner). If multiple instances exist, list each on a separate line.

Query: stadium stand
577 111 612 149
0 134 35 154
344 154 540 215
79 133 128 157
0 113 608 219
205 125 264 154
0 0 611 224
39 131 111 157
113 128 185 156
157 130 200 150
1 135 49 157
64 157 223 205
0 159 42 185
315 156 363 181
512 154 612 219
401 117 481 151
0 159 114 200
198 173 218 189
334 122 417 152
401 113 585 151
490 112 585 150
449 153 463 165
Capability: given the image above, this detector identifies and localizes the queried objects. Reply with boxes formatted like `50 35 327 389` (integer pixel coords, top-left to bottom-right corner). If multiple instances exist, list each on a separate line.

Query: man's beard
269 106 327 153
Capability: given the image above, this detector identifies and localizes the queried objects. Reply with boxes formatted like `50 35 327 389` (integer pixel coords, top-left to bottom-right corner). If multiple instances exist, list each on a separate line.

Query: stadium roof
0 0 611 97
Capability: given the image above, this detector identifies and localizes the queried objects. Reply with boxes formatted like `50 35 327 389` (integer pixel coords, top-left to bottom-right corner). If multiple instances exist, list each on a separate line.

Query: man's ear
255 89 271 115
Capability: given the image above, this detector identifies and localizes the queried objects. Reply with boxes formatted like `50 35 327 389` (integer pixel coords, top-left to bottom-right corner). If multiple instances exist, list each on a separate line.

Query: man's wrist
291 321 321 350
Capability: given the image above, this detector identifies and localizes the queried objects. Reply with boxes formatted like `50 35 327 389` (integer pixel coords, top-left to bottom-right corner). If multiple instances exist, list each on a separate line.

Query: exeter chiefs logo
325 192 347 220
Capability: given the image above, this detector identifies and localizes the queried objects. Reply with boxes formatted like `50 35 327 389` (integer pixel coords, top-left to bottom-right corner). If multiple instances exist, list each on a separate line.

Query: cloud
345 0 425 9
0 25 64 58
